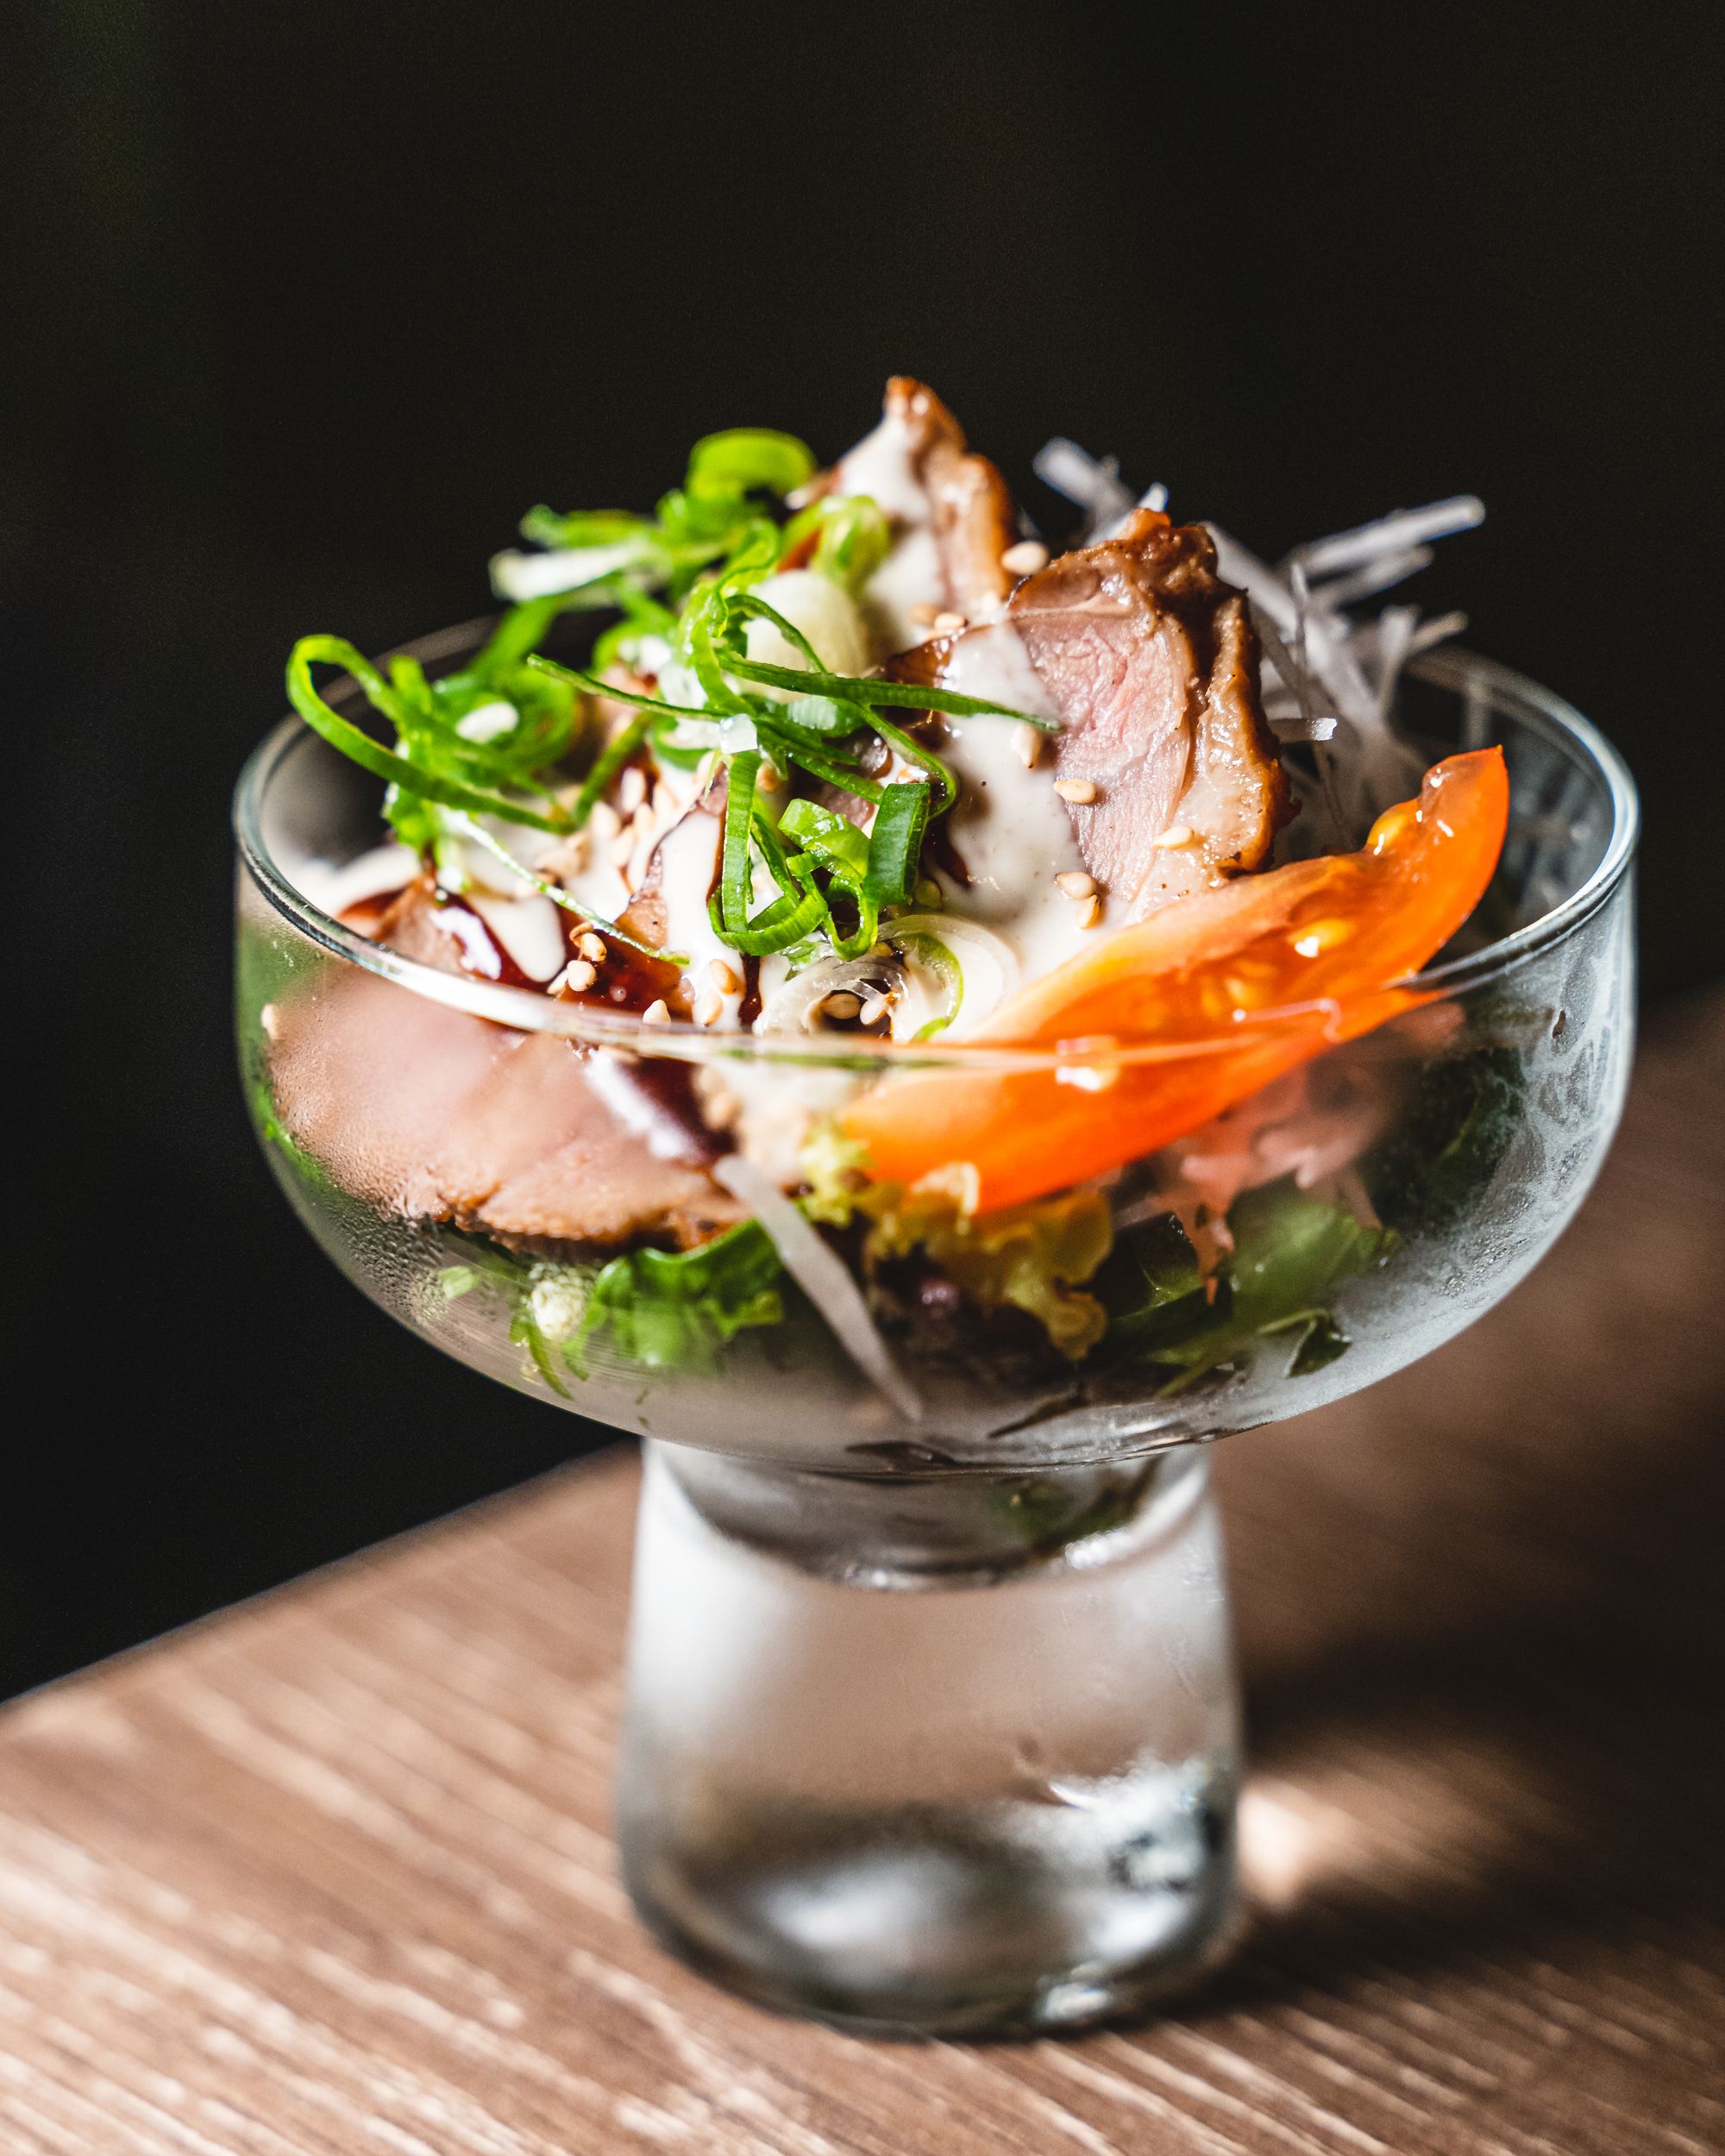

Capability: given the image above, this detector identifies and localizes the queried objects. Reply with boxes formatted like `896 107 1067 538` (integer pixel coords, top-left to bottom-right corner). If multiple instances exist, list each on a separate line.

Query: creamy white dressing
835 415 946 651
865 528 944 652
468 893 568 981
542 841 633 927
834 414 928 521
650 805 745 1018
930 626 1099 997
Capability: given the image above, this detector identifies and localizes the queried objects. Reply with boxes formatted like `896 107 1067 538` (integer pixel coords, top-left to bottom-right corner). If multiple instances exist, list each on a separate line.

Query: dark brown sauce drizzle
337 887 410 936
737 954 763 1028
568 935 683 1017
431 888 536 988
620 1057 731 1165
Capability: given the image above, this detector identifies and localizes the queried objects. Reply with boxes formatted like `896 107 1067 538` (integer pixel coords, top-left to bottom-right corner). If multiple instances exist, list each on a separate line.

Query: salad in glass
236 380 1635 2031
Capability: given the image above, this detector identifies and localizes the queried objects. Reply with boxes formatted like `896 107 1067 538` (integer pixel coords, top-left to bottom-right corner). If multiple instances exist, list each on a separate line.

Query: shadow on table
1203 990 1725 2010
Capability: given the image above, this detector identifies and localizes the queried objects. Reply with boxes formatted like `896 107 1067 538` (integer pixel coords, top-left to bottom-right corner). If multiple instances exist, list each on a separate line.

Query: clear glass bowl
235 621 1637 2034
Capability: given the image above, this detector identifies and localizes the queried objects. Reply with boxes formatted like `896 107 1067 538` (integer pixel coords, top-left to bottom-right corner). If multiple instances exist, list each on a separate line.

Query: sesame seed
1001 539 1049 576
652 782 678 824
693 989 724 1026
859 993 891 1027
1153 823 1195 849
1056 869 1097 899
707 958 741 993
619 766 647 813
577 931 607 962
908 602 940 628
757 760 783 792
1076 893 1102 929
932 611 967 634
1053 778 1098 804
822 991 862 1021
553 958 597 995
1013 723 1043 768
588 800 621 843
641 999 671 1025
610 826 636 867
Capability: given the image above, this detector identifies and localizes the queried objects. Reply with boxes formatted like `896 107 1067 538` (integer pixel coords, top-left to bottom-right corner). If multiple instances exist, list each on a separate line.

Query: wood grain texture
3 994 1722 2156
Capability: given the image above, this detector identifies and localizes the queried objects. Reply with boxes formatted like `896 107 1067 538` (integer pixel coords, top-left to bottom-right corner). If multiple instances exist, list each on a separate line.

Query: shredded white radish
1032 438 1134 527
1189 504 1468 850
1289 496 1484 579
1206 525 1298 635
1306 545 1434 610
712 1156 923 1422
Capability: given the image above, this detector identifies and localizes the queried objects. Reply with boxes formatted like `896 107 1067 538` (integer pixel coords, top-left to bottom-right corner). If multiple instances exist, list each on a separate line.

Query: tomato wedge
843 748 1509 1211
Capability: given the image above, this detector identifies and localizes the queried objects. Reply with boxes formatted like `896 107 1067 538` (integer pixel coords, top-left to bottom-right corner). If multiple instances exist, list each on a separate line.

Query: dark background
7 2 1721 1697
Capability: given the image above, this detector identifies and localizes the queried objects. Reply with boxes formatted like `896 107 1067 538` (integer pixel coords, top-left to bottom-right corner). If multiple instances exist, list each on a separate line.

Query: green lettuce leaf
568 1220 785 1376
1107 1181 1396 1394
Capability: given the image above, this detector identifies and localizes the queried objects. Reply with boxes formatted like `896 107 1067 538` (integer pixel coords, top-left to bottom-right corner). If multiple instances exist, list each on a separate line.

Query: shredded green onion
862 782 933 906
779 798 869 877
722 653 1057 728
718 750 762 932
686 429 815 501
871 714 957 812
287 636 572 835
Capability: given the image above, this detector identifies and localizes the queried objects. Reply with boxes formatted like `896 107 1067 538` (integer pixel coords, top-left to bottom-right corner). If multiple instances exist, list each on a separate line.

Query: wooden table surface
3 995 1721 2156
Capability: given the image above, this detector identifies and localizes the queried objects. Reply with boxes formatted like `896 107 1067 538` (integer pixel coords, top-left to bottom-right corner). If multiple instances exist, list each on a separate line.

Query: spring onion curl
527 655 714 726
720 653 1059 728
870 714 957 812
719 749 762 930
777 493 892 592
861 782 932 906
685 429 816 500
505 433 815 610
286 636 574 834
778 799 880 961
528 660 871 790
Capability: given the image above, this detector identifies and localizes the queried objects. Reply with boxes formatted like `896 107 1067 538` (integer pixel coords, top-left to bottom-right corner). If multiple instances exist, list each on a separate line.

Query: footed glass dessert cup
235 624 1637 2036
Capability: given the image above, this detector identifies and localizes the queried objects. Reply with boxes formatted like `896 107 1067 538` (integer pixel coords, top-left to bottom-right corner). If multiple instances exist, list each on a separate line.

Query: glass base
617 1442 1242 2036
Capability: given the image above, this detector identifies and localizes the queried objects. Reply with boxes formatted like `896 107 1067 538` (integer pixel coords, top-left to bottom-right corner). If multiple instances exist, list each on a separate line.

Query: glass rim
234 625 1640 1073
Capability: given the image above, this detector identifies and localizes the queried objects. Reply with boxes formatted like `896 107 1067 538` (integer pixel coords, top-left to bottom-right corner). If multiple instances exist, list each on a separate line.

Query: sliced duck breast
267 880 743 1250
996 511 1292 917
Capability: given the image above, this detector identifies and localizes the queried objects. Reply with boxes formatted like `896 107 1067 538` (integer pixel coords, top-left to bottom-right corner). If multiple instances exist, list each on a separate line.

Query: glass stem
617 1440 1243 2035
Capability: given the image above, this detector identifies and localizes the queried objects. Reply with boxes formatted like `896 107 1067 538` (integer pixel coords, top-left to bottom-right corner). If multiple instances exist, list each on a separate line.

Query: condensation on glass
235 636 1638 2033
